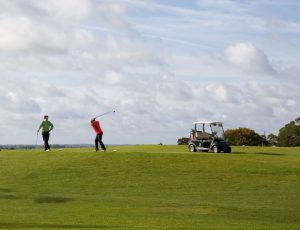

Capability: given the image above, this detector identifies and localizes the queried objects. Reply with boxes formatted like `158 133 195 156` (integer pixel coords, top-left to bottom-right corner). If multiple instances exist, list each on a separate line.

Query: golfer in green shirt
37 115 54 151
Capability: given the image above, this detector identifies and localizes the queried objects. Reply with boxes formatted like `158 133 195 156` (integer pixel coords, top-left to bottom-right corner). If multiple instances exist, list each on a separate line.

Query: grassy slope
0 146 299 229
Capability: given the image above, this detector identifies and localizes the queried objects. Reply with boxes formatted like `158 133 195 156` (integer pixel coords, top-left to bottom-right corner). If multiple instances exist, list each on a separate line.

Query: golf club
94 110 116 119
35 132 39 148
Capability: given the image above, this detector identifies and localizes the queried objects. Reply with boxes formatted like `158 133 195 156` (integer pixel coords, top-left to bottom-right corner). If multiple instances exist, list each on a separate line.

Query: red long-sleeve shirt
91 120 103 135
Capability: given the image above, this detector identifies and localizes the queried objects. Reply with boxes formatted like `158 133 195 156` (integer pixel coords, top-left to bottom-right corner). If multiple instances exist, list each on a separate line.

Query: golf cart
188 121 231 153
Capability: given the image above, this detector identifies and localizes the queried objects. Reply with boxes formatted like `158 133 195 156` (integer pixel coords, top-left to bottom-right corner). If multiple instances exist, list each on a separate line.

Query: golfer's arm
49 122 54 132
37 123 42 132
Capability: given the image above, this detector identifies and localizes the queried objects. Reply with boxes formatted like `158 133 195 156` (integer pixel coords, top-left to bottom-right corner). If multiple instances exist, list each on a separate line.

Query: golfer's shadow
34 196 74 204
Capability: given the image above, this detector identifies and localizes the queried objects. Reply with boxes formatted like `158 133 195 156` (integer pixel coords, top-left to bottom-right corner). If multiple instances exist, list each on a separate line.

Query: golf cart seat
196 131 211 140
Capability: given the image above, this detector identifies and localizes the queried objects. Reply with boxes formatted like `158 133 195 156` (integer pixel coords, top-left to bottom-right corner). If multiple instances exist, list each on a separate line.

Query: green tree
225 127 269 146
278 117 300 146
267 133 278 146
177 137 189 145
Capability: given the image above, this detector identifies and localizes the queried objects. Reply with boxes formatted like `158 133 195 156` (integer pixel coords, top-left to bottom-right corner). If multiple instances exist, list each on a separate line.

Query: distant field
0 145 299 229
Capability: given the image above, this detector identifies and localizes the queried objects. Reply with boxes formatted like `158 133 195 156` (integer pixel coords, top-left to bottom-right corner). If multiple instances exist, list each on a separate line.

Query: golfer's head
44 115 48 120
90 118 96 122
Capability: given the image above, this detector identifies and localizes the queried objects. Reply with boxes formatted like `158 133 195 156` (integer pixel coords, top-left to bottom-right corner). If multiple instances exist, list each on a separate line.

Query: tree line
178 117 300 147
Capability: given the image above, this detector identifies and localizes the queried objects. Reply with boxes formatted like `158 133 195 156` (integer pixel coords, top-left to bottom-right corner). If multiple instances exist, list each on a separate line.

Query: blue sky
0 0 299 145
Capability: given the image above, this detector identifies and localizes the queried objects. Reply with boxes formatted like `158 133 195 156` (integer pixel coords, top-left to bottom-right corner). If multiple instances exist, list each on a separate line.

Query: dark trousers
42 131 50 151
95 133 106 151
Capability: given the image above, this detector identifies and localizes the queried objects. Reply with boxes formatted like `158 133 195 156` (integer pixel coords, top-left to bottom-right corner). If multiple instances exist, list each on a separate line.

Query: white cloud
224 42 275 74
0 73 299 144
205 84 238 103
32 0 93 20
103 70 125 85
0 1 299 145
0 16 67 52
73 29 95 46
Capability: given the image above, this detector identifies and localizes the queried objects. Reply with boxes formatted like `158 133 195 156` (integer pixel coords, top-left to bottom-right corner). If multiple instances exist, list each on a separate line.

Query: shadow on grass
231 152 247 154
256 152 285 156
0 188 22 200
0 222 122 229
0 188 13 193
34 196 74 204
231 152 285 156
0 194 22 200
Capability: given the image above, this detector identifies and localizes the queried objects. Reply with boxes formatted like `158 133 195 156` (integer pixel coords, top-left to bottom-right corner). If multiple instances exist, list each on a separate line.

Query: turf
0 145 299 229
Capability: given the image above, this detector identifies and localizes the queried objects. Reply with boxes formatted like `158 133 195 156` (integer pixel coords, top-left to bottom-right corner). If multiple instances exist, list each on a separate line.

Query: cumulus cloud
224 42 276 74
31 0 93 20
0 16 67 52
0 1 299 145
1 72 299 144
205 84 238 103
73 29 96 46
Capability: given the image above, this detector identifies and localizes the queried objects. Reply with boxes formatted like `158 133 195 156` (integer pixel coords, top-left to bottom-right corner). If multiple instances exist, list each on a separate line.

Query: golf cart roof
193 121 223 125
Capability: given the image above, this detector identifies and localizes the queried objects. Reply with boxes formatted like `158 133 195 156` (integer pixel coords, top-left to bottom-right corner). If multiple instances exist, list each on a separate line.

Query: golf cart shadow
255 152 285 156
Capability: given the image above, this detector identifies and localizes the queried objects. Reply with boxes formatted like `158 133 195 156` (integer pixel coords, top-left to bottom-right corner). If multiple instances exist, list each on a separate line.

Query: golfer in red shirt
90 118 106 152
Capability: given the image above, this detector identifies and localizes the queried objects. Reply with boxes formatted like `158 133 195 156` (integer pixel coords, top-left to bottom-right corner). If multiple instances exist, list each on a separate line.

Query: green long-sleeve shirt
38 121 54 132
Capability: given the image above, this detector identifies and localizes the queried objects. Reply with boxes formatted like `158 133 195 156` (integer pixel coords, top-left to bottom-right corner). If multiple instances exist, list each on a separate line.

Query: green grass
0 145 299 229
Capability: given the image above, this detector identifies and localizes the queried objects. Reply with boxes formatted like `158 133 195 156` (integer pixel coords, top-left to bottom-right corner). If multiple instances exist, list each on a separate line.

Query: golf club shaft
94 110 115 118
35 133 39 146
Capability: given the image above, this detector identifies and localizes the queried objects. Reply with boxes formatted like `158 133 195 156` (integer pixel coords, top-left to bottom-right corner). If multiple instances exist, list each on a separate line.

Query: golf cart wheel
189 145 197 152
213 145 220 153
224 147 231 153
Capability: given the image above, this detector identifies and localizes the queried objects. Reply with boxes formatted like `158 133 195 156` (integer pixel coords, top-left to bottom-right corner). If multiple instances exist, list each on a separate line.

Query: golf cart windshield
193 121 225 139
210 122 224 139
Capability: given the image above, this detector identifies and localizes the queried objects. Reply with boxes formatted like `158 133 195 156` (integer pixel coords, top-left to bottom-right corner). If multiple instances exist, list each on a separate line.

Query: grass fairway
0 145 299 229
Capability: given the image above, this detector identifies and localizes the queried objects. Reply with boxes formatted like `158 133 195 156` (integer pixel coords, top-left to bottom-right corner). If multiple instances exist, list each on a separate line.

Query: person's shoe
46 149 50 152
94 149 99 152
101 149 106 152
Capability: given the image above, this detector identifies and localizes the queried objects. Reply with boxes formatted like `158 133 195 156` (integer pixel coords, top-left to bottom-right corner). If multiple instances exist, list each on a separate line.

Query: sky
0 0 299 145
